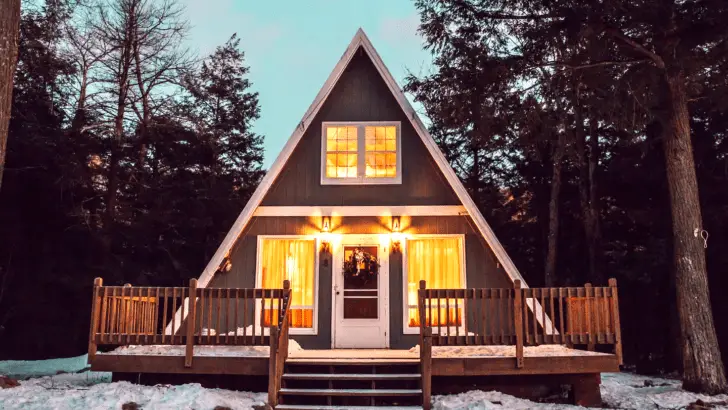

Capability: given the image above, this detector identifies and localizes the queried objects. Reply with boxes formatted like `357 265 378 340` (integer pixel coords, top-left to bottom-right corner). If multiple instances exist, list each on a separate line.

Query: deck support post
609 278 623 365
418 280 427 349
88 277 103 364
184 278 197 368
572 373 602 407
513 280 524 368
268 326 280 407
420 326 432 410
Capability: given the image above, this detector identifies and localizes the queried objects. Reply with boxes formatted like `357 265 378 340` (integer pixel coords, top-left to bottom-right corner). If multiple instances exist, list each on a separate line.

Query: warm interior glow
406 237 464 327
364 126 397 178
260 239 315 328
326 126 358 178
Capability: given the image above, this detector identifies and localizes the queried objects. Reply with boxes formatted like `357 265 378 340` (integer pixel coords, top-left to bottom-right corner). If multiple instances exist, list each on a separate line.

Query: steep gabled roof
197 28 528 289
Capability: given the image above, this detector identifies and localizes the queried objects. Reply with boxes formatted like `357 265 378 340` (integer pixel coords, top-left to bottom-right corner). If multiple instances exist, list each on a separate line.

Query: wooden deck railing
417 278 623 369
87 278 293 368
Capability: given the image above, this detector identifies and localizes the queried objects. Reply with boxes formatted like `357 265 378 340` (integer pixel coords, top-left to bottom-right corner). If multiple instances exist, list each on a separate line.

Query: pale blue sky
179 0 433 167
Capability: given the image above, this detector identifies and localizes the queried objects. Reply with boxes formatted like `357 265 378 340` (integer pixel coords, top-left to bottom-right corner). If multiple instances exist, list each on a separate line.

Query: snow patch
0 372 265 410
433 372 728 409
104 339 303 357
409 344 610 358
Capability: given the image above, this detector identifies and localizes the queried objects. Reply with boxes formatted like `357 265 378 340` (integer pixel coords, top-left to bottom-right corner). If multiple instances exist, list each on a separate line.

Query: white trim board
253 206 467 217
172 28 554 334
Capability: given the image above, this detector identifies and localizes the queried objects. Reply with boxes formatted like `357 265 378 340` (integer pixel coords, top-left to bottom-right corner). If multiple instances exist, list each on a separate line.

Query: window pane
363 126 397 179
406 238 463 327
260 239 316 329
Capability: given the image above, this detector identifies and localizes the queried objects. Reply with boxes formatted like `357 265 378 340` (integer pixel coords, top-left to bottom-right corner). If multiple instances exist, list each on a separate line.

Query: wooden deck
91 346 619 376
86 278 623 409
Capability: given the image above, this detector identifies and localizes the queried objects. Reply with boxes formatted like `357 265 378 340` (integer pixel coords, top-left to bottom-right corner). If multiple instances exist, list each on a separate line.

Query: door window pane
343 246 379 319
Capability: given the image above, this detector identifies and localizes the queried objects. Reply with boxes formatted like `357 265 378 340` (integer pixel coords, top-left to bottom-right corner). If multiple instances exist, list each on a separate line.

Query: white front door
332 235 389 348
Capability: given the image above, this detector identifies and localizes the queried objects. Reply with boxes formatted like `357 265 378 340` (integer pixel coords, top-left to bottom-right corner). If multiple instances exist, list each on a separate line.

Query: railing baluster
532 289 539 344
523 288 530 345
225 288 231 343
244 289 249 345
540 287 546 344
171 287 178 344
594 286 602 344
549 288 556 343
454 290 460 341
479 288 486 345
207 288 213 344
234 288 240 345
99 286 108 344
585 284 593 347
216 288 222 345
558 288 565 344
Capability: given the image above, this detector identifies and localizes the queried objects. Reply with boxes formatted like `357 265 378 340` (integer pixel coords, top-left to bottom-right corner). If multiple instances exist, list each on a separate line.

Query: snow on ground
104 339 303 357
0 354 90 379
410 344 609 357
0 372 266 410
3 354 728 410
433 372 728 410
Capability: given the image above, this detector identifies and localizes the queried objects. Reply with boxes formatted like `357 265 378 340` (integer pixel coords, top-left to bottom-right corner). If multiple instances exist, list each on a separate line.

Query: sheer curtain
406 237 463 327
260 239 315 328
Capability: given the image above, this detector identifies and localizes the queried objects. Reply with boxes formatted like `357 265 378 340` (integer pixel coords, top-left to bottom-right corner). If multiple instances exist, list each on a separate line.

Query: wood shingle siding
261 50 460 207
207 216 512 349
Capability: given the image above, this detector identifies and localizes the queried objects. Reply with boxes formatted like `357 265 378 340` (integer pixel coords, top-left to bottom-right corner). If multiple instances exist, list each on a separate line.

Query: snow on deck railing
86 278 293 368
416 279 623 368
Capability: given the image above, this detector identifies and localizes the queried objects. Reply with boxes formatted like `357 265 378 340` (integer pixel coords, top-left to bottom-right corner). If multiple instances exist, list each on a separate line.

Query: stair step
286 358 419 365
279 388 422 397
276 406 423 410
283 373 421 380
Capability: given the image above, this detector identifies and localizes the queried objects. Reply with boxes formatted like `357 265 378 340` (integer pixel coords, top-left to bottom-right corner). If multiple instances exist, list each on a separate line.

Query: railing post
419 280 427 349
281 280 291 360
609 278 623 365
513 280 524 369
420 327 432 410
87 277 103 364
184 278 197 368
268 326 280 407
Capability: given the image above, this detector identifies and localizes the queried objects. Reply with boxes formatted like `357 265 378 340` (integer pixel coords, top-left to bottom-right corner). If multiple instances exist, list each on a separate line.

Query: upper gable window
321 121 401 185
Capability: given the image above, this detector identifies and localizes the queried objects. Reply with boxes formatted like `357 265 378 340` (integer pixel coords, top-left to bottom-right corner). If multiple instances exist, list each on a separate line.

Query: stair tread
279 388 422 396
286 358 419 364
276 406 423 410
283 373 421 380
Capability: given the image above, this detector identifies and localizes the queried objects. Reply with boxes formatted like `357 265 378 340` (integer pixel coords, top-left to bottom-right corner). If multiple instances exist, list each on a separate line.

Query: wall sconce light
391 216 402 252
320 216 332 253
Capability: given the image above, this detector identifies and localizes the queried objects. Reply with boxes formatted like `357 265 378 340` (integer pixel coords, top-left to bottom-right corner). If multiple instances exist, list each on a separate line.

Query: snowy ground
2 355 728 409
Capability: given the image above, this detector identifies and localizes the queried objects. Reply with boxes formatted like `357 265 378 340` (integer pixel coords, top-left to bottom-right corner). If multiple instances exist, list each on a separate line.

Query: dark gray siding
260 48 460 207
208 216 512 349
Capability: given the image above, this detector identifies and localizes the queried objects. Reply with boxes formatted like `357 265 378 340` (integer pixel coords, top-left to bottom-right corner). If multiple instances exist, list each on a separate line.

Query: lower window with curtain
258 237 317 333
405 236 464 333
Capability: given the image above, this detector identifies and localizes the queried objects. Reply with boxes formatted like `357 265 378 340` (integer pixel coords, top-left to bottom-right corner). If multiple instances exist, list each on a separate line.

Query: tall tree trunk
585 116 602 284
0 0 22 192
544 132 566 287
662 72 727 394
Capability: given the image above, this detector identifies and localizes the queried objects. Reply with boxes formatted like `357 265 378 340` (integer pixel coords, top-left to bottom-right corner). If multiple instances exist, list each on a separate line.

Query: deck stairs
274 358 424 410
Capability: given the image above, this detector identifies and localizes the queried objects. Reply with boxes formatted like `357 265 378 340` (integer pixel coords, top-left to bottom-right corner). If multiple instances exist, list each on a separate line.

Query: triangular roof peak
196 28 528 290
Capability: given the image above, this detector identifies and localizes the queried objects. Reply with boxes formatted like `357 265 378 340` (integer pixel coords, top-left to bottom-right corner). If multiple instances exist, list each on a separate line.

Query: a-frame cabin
86 29 623 409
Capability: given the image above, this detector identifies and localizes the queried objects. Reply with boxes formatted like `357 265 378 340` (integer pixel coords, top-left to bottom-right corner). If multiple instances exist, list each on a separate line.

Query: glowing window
321 122 401 184
404 237 465 333
258 238 317 333
365 126 397 178
325 126 358 179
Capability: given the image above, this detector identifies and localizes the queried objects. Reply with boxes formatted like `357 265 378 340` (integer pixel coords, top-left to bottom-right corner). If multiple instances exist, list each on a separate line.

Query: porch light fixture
391 216 402 252
320 216 332 252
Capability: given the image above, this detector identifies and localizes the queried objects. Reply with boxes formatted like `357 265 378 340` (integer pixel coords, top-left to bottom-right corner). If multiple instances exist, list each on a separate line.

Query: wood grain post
87 277 103 364
609 278 623 365
184 279 197 368
419 280 427 349
268 326 279 407
421 327 432 410
513 280 524 369
585 283 595 351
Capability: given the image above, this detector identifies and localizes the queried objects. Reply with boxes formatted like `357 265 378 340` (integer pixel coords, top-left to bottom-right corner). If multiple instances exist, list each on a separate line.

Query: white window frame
320 121 402 185
402 234 467 335
256 235 319 336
